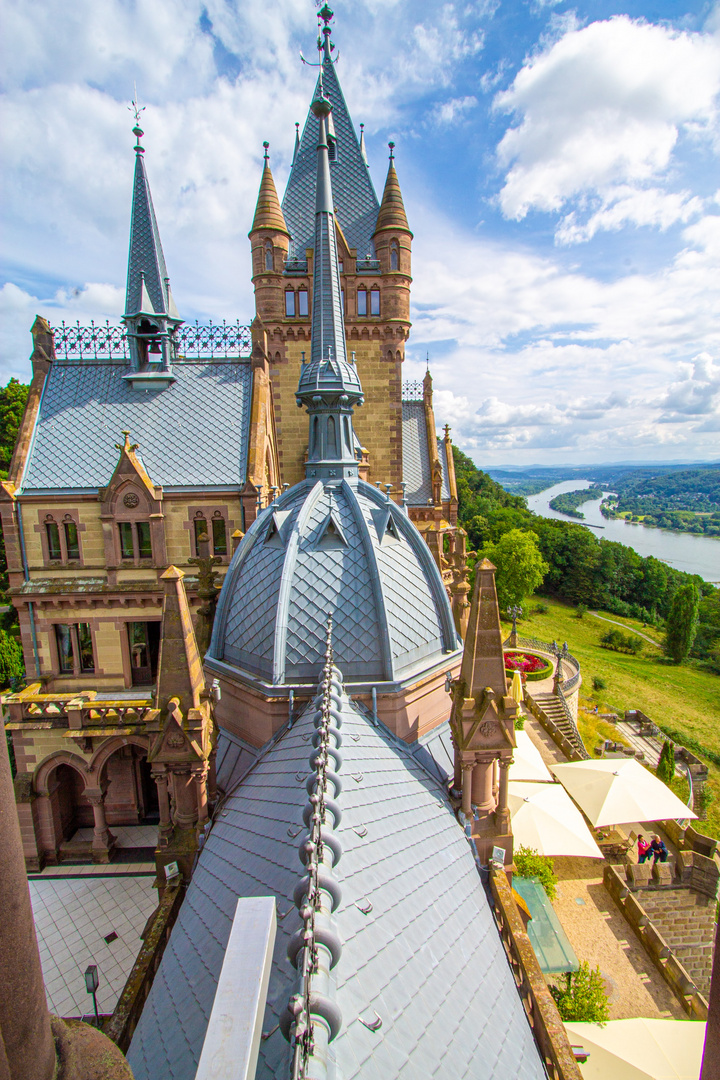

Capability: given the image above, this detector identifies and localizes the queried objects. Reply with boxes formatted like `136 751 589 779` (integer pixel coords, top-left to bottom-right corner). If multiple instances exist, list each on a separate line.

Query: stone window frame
264 241 274 272
356 284 381 318
188 506 231 563
285 290 296 317
390 240 399 271
38 511 84 567
297 288 309 317
50 621 96 677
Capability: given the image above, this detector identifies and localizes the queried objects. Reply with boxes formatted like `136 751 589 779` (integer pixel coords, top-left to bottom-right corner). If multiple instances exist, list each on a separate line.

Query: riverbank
503 598 720 838
525 481 720 582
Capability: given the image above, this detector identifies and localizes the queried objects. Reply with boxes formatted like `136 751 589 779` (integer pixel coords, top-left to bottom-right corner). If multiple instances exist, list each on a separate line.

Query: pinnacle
250 158 290 236
374 160 411 235
161 565 185 581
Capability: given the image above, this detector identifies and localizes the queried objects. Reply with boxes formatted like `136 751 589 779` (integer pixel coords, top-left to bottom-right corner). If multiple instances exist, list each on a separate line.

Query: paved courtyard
29 873 158 1018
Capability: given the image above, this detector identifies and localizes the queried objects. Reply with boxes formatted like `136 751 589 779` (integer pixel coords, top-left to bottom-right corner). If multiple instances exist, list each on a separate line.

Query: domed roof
208 478 459 686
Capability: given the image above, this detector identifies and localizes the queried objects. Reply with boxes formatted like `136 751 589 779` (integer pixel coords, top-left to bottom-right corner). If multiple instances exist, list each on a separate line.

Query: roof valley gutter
15 503 40 678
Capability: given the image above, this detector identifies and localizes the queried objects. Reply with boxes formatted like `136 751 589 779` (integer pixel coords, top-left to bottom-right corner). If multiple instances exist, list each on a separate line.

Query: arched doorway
101 743 158 826
53 763 92 841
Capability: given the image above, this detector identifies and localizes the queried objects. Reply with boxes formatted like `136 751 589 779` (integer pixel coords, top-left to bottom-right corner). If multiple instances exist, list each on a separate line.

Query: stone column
87 790 115 864
193 765 209 827
496 758 512 833
471 756 496 819
0 710 56 1080
171 769 198 829
461 760 475 817
153 769 173 841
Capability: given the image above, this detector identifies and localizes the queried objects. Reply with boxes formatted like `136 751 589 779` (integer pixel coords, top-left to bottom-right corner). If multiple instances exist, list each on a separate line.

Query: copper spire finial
263 140 270 161
388 141 395 160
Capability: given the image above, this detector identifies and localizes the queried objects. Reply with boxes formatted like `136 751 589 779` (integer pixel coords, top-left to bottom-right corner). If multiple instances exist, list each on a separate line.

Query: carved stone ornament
166 732 185 749
478 720 496 738
123 492 140 508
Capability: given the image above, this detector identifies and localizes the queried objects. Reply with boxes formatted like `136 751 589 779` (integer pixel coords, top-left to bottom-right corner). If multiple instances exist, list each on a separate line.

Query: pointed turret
372 143 413 319
249 143 290 321
359 123 369 167
122 110 181 379
374 143 411 234
295 71 364 482
250 143 290 235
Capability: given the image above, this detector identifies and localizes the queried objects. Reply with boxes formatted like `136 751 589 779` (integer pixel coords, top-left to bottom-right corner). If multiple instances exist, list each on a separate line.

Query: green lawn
504 598 720 837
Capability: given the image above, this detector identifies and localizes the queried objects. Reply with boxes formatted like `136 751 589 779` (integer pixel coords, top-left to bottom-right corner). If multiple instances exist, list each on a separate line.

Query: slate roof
20 360 253 492
401 403 451 506
209 476 459 685
282 59 380 263
127 692 547 1080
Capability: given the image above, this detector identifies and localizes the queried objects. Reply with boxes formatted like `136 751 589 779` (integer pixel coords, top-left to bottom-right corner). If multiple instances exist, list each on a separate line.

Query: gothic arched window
390 241 399 271
264 242 273 272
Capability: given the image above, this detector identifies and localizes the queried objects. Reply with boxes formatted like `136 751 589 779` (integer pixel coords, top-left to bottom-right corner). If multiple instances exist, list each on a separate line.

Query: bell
148 340 161 354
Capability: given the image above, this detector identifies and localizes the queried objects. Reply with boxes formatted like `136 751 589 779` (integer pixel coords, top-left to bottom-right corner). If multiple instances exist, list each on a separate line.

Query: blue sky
1 0 719 465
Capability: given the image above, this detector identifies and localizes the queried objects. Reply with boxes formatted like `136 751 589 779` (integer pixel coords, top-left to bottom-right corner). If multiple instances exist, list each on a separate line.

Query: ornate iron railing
402 380 424 402
51 320 252 361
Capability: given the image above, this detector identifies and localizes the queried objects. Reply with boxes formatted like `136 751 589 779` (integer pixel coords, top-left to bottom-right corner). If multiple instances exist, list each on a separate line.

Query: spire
374 142 411 235
295 72 364 481
293 122 300 164
123 101 181 377
359 123 368 166
155 566 205 715
460 559 508 699
250 142 290 236
124 109 173 319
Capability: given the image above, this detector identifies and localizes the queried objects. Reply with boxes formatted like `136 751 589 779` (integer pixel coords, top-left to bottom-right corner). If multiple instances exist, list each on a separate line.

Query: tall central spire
309 71 346 368
295 33 364 482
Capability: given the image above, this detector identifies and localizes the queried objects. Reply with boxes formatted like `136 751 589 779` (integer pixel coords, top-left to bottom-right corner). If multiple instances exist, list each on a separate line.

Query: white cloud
555 186 705 244
428 95 477 126
494 15 720 240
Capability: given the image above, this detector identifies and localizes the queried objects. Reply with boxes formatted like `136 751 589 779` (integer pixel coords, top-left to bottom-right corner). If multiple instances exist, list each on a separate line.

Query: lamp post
507 605 522 647
84 965 100 1026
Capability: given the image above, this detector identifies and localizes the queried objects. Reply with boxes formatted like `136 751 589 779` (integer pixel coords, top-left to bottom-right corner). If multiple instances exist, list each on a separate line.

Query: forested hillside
453 446 720 667
600 465 720 535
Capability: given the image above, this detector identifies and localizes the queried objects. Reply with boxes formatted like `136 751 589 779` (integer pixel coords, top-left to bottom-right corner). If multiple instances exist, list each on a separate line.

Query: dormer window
265 242 273 271
64 518 80 560
46 520 61 560
119 521 152 560
328 138 337 163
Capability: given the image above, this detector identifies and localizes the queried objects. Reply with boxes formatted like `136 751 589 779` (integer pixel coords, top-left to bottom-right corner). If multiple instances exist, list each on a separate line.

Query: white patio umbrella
508 781 604 859
551 758 696 828
565 1018 706 1080
509 728 553 783
510 670 524 707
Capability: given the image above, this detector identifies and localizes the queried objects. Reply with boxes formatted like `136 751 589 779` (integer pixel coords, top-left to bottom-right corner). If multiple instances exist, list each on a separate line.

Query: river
525 480 720 583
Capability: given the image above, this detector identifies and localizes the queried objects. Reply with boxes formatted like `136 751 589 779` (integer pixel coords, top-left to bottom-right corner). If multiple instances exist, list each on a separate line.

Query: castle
0 8 582 1079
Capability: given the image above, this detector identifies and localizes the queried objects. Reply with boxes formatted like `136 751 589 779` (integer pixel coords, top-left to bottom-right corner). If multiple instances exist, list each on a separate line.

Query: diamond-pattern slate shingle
21 361 253 491
282 59 380 262
127 695 546 1080
214 477 457 685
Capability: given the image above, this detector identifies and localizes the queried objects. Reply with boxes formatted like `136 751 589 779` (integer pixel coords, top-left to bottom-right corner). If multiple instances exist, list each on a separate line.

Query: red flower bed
504 651 546 673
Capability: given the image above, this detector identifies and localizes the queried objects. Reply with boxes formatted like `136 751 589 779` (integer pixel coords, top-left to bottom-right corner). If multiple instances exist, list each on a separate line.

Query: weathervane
128 84 146 152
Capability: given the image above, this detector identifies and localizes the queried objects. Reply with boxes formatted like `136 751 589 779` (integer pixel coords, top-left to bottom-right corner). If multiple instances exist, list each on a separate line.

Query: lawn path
588 611 661 647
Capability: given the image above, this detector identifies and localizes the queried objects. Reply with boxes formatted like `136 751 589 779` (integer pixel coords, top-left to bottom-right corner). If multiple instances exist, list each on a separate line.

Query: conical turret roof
250 148 290 236
374 152 411 236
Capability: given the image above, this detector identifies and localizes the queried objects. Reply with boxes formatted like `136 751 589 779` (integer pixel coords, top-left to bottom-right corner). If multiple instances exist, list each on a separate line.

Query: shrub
514 714 525 730
550 962 610 1024
576 604 587 619
533 602 549 615
513 845 557 900
0 629 24 690
694 782 714 820
599 629 643 655
656 739 675 785
592 676 606 692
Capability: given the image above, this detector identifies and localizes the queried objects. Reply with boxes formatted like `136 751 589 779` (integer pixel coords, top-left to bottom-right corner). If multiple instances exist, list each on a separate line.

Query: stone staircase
640 888 716 997
530 692 589 760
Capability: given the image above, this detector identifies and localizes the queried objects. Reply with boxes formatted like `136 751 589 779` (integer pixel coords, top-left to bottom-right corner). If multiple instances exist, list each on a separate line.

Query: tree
550 962 610 1024
665 584 700 663
0 378 30 477
484 529 549 609
656 739 675 785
